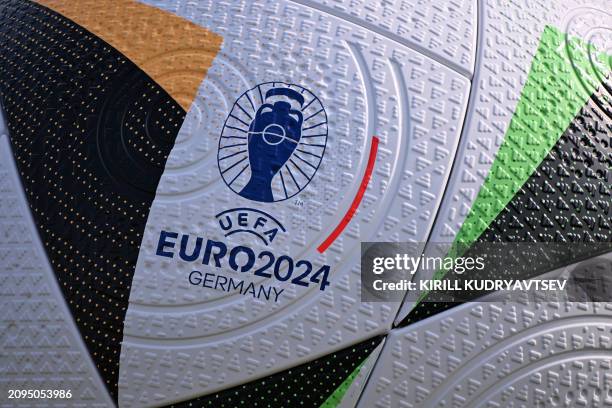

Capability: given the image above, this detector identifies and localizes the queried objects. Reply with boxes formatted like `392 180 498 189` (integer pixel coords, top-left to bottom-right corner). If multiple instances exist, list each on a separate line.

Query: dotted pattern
330 341 385 408
319 361 364 408
402 78 612 326
168 337 382 407
37 0 222 111
0 0 185 400
0 134 113 407
479 78 611 243
395 1 612 328
119 1 470 406
445 26 609 251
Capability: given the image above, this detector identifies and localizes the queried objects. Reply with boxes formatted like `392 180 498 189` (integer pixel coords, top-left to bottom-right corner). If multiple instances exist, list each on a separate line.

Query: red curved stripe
317 136 379 253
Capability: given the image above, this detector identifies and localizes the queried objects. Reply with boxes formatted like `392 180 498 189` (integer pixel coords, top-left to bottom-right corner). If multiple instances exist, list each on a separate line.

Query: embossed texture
359 262 612 407
166 337 382 407
120 0 470 406
404 78 612 326
396 1 612 324
323 340 385 408
1 0 610 407
0 133 113 407
289 0 477 77
37 0 222 111
0 0 188 400
448 26 609 253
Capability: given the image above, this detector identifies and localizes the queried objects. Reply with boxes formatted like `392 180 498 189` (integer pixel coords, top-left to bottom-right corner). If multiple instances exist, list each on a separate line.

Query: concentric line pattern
403 77 612 325
166 337 382 407
359 261 612 408
0 0 187 399
447 26 609 254
290 0 477 77
120 0 470 405
0 132 112 407
37 0 222 111
397 15 612 323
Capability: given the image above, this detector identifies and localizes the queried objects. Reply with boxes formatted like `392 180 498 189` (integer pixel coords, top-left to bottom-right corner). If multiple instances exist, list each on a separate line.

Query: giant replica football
0 0 611 407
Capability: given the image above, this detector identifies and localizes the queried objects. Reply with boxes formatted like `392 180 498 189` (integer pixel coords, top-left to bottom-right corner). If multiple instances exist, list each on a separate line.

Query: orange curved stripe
36 0 222 111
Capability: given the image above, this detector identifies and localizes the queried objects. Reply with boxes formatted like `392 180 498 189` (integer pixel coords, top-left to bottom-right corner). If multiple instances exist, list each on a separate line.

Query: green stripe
331 24 612 403
420 25 612 299
319 358 367 408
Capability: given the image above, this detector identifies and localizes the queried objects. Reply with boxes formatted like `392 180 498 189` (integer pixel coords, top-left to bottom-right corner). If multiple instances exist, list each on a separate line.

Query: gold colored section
37 0 222 111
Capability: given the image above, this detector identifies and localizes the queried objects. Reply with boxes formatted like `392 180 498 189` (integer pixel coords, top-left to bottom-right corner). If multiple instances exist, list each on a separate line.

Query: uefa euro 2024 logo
218 82 328 203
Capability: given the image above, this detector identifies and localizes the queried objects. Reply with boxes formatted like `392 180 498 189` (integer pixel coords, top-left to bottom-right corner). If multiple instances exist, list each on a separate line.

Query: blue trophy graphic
218 82 327 202
239 87 305 202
